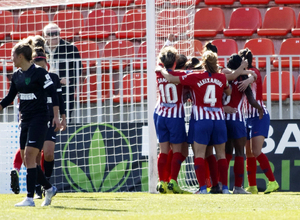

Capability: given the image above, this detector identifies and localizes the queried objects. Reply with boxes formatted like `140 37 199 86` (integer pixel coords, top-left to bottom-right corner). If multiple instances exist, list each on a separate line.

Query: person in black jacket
0 39 61 207
43 23 82 121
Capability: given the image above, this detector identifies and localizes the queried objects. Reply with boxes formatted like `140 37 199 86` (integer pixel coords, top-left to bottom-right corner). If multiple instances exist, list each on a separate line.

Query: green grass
1 192 300 220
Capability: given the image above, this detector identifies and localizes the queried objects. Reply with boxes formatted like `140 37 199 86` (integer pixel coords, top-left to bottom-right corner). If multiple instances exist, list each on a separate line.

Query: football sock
36 165 52 190
204 159 211 188
157 153 168 182
206 155 219 187
166 149 173 182
13 148 22 172
26 167 37 198
218 159 228 187
246 157 257 186
226 153 233 167
256 153 275 182
44 160 54 180
194 157 206 188
234 156 244 187
170 152 183 181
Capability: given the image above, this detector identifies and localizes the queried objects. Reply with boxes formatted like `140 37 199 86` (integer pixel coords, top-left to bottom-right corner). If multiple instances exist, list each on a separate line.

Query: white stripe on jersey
193 105 224 120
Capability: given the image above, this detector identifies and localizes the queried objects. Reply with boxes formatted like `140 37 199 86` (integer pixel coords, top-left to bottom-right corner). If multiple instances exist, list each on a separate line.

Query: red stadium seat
0 10 14 40
293 75 300 101
53 10 84 40
66 2 96 7
80 74 113 103
80 9 118 40
156 9 189 38
244 38 275 68
275 0 300 3
192 39 203 57
113 73 147 103
223 7 262 37
291 12 300 36
173 40 203 57
170 0 201 6
10 10 49 40
101 40 135 70
134 0 164 5
240 0 270 4
262 71 295 101
0 42 17 72
211 39 238 67
257 7 296 36
115 9 146 39
101 0 133 7
205 0 235 5
194 8 225 38
0 75 10 100
73 41 100 69
273 38 300 68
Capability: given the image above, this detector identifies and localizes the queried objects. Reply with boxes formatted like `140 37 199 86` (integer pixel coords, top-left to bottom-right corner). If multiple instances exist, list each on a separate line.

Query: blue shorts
246 113 270 140
226 120 247 139
194 119 227 145
155 115 187 144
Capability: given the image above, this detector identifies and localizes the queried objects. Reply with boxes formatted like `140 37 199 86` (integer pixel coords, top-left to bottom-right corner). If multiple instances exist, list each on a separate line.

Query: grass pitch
1 192 300 220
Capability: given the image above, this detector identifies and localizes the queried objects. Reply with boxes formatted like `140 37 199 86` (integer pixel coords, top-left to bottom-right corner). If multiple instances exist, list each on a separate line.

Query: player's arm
0 80 18 111
56 77 67 131
224 81 232 96
237 75 256 92
244 87 264 119
223 60 248 81
155 66 180 84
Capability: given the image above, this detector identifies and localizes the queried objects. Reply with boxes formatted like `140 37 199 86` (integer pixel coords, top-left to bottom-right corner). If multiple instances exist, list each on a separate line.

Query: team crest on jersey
25 78 31 85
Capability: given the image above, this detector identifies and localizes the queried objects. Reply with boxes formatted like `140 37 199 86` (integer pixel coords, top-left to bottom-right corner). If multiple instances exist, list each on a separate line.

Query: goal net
0 0 198 193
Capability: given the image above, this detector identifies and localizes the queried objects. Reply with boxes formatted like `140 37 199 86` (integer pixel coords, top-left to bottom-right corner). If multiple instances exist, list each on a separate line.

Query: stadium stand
293 75 300 101
257 6 296 36
66 2 97 7
204 0 235 5
194 7 225 38
244 38 275 68
262 71 295 101
0 75 10 100
80 9 118 40
291 12 300 36
211 39 238 67
10 10 49 40
170 0 201 6
73 41 100 69
134 0 164 5
100 0 133 7
115 9 147 39
192 39 203 57
272 38 300 68
0 10 14 40
223 7 262 37
275 0 300 4
53 10 84 40
0 42 17 72
240 0 270 4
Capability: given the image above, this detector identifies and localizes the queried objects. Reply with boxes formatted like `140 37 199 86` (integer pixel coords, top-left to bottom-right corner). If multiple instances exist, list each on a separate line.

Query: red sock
218 159 228 187
194 157 206 188
166 149 173 182
256 153 275 182
247 157 257 186
180 153 186 163
204 159 212 188
170 152 183 181
226 153 233 167
157 153 168 182
206 155 218 187
13 148 22 172
234 156 244 187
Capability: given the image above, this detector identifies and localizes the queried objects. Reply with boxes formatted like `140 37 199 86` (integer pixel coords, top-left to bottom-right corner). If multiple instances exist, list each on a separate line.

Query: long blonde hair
201 51 219 74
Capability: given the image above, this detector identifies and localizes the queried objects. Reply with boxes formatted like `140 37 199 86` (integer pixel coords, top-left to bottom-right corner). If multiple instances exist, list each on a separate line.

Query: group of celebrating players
154 37 280 195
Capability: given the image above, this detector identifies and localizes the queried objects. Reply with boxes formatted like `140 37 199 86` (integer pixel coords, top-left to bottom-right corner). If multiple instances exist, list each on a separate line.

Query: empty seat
113 73 147 103
257 7 296 36
170 0 201 6
134 0 164 5
66 2 96 7
0 75 10 100
53 10 84 40
73 41 100 69
275 0 300 3
211 39 238 67
101 40 135 70
194 8 225 38
262 71 295 101
205 0 235 5
173 40 203 57
156 9 189 38
292 12 300 36
80 74 113 103
244 38 275 68
80 9 118 40
273 38 300 68
293 75 300 101
101 0 133 7
115 9 146 39
10 10 49 40
223 7 261 37
240 0 270 4
0 10 14 40
0 42 17 72
192 39 203 57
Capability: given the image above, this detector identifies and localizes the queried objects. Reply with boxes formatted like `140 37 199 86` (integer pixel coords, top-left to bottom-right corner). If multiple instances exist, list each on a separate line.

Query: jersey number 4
159 84 178 103
204 85 217 107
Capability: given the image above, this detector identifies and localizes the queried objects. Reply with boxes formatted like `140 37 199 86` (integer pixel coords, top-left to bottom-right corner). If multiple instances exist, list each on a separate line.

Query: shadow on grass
58 196 133 202
52 206 128 212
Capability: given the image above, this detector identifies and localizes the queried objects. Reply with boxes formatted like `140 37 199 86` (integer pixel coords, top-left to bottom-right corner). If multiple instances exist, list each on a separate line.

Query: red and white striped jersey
155 70 186 118
180 71 229 120
243 67 268 118
224 77 246 122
